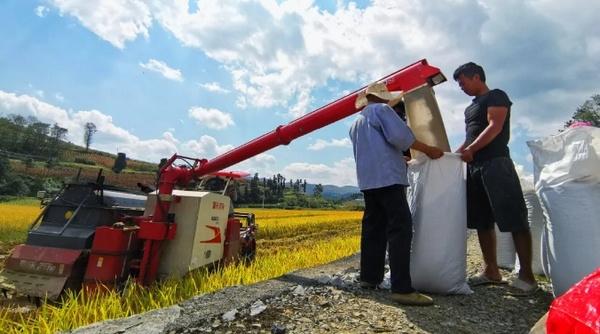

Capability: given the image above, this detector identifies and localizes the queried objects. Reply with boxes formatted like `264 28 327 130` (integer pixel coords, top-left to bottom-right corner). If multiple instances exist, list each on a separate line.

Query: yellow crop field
0 201 41 253
0 203 362 334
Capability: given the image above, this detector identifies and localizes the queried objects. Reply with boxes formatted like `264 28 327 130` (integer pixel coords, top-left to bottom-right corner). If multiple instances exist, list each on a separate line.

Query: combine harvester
0 59 449 301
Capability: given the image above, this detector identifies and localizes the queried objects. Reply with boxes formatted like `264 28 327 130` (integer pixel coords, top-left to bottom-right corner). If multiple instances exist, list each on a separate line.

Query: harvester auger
0 59 447 300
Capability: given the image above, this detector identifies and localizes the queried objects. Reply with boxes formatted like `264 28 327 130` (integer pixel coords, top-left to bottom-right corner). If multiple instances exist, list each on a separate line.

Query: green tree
0 156 9 183
23 121 50 156
313 183 324 197
83 122 97 152
249 173 261 203
565 94 600 128
49 123 68 159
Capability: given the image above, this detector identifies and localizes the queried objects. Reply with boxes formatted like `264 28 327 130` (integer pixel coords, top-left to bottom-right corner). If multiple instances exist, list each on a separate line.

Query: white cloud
50 0 152 49
35 6 49 17
231 153 277 176
55 93 65 102
199 82 230 93
41 0 600 148
308 138 352 151
47 1 600 119
0 90 178 162
188 106 234 130
289 88 313 117
282 157 356 186
139 59 183 82
182 135 234 158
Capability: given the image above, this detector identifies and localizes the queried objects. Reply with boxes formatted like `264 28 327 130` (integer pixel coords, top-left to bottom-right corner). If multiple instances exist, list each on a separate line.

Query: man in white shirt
350 83 443 306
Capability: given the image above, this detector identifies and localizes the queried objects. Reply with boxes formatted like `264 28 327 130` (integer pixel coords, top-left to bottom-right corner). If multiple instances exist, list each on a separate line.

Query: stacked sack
521 179 546 276
527 126 600 297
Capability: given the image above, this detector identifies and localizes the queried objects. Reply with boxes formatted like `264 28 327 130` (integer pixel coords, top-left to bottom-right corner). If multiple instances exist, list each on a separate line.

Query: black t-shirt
464 89 512 162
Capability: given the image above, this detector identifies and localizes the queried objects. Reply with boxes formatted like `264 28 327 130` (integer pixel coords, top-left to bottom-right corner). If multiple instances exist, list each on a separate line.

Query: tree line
0 114 69 162
564 94 600 128
234 173 325 206
0 114 98 163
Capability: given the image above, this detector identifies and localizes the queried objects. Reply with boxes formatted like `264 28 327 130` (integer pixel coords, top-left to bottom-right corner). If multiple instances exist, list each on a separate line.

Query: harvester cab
0 59 448 301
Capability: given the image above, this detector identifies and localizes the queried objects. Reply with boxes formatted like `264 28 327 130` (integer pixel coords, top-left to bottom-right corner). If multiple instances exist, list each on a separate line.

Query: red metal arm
195 59 445 176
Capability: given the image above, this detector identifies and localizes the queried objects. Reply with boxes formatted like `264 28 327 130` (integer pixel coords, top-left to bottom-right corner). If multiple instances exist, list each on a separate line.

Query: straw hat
387 91 405 108
355 82 404 109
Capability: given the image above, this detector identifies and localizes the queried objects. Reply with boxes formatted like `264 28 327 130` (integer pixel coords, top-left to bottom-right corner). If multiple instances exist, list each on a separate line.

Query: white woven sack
495 224 516 270
513 175 547 276
527 126 600 297
407 154 472 295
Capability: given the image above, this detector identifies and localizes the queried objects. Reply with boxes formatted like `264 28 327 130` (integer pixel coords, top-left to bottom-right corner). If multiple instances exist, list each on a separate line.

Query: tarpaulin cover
547 267 600 334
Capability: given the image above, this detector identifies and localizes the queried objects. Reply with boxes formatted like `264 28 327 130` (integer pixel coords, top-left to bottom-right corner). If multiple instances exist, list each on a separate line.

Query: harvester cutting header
0 59 448 300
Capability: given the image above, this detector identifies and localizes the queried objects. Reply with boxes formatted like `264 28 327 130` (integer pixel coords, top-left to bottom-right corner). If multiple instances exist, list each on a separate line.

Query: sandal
468 273 508 287
508 277 539 296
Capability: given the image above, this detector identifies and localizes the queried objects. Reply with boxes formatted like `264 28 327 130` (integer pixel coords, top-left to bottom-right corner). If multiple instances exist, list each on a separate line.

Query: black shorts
466 157 528 232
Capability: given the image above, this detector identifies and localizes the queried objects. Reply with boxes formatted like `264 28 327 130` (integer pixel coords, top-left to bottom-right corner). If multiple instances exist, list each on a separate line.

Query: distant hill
304 183 361 200
1 114 360 196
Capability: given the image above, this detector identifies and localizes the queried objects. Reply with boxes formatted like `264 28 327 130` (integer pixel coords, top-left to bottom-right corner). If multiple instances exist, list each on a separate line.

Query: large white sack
512 178 547 276
527 126 600 297
540 225 550 277
528 126 600 187
495 224 516 270
523 189 546 276
407 154 472 295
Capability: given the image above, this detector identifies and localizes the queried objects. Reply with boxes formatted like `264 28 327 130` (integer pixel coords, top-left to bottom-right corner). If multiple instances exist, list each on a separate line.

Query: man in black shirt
454 62 537 293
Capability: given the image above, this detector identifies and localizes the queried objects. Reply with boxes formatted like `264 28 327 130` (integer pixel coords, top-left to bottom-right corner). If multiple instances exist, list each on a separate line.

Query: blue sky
1 0 598 186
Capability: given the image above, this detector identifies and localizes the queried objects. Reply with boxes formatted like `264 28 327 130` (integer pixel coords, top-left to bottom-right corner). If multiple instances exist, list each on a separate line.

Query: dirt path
167 233 552 334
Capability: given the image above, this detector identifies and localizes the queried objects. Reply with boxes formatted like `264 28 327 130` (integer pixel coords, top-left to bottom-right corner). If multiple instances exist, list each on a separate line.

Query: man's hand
425 146 444 159
460 147 474 162
411 140 444 159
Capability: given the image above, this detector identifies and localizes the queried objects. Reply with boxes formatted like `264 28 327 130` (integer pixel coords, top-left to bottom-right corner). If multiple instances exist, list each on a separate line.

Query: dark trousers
360 184 415 294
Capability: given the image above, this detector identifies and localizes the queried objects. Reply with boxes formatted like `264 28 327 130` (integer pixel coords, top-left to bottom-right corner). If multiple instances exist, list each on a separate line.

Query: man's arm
411 140 444 159
455 141 466 153
461 106 507 162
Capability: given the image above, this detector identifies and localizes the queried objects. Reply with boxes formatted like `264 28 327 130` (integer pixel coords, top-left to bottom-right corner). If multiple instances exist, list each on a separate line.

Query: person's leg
477 227 502 281
513 229 535 284
481 157 536 285
380 185 432 306
467 163 501 281
360 189 387 285
380 185 414 294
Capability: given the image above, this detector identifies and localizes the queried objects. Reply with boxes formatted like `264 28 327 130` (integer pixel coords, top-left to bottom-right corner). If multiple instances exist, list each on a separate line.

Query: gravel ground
175 232 553 334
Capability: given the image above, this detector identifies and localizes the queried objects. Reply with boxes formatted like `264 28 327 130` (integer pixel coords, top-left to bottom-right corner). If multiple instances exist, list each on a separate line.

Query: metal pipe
195 59 445 176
